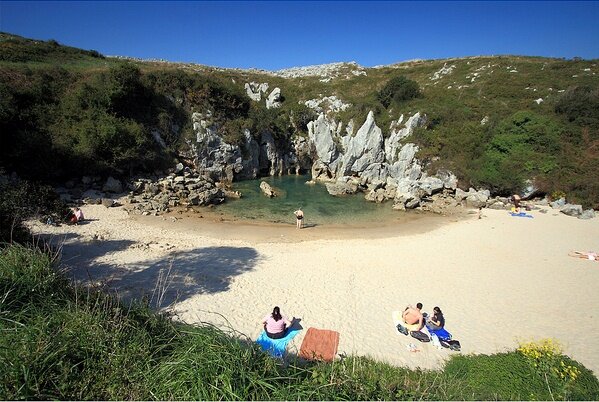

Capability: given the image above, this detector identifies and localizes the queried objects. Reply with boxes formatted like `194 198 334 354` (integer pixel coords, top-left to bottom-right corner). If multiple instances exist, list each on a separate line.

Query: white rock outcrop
307 114 339 166
266 87 282 109
430 63 456 80
304 96 352 113
244 82 269 101
337 111 385 176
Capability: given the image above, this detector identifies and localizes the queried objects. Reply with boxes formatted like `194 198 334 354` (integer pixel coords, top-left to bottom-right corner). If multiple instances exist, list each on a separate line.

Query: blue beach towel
256 328 301 358
510 212 534 218
426 324 452 341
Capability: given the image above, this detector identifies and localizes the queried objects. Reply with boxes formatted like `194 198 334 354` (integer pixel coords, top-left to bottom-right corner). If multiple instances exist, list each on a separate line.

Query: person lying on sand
262 306 292 339
569 251 598 261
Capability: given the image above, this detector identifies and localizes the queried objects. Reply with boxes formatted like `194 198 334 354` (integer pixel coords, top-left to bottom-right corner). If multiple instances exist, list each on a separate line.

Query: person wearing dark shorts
294 208 304 229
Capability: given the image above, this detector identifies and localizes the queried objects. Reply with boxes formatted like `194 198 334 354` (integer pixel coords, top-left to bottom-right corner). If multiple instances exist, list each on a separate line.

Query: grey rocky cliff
337 111 385 177
188 110 305 183
184 105 483 212
303 109 458 209
307 114 339 170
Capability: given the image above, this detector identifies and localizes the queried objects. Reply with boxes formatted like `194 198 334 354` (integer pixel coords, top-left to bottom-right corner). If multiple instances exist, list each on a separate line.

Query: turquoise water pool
213 175 402 226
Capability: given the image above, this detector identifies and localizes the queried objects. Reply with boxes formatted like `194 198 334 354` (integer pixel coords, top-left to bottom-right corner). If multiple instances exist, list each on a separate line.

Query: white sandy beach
26 204 599 375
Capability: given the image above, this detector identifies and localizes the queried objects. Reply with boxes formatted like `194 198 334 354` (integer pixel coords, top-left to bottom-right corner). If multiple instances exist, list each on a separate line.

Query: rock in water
260 181 276 197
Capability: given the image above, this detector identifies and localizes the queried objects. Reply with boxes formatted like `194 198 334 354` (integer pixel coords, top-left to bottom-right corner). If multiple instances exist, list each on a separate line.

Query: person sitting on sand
67 207 84 224
294 208 304 229
426 306 445 331
74 207 84 223
262 306 292 339
402 302 425 331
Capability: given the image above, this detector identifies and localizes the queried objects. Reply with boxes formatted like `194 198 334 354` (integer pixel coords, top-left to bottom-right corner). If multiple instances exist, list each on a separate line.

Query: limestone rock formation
560 204 583 217
337 111 385 177
266 87 282 109
260 181 276 197
307 114 339 167
244 82 269 101
102 177 123 193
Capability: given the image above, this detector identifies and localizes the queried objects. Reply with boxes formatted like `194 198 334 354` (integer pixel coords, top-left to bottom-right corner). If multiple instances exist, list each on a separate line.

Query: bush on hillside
248 103 292 141
377 75 421 108
473 111 563 194
0 66 72 179
186 76 250 121
0 176 67 244
288 103 317 134
554 85 599 128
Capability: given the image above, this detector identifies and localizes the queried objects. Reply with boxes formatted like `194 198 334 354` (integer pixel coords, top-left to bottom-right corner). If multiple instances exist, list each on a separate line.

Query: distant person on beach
402 303 425 331
74 207 84 223
66 207 84 224
426 306 445 330
511 194 521 213
262 306 292 339
294 208 304 229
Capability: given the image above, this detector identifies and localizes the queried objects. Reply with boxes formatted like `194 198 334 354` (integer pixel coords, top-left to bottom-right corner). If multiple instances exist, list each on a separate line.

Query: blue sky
1 1 598 70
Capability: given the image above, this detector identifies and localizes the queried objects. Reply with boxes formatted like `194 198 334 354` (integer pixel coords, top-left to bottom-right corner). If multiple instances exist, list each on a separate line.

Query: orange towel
299 327 340 362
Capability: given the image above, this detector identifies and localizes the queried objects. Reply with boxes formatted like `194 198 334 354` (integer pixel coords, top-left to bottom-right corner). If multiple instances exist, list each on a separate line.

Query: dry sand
26 204 599 375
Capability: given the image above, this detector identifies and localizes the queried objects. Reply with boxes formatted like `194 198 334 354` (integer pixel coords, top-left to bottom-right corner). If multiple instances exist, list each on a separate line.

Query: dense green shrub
248 103 292 141
377 75 421 108
555 85 599 128
0 176 67 244
186 76 250 121
288 103 317 134
473 111 563 194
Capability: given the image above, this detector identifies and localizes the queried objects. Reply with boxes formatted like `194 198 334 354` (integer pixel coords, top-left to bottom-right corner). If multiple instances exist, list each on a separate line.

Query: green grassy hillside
1 32 597 207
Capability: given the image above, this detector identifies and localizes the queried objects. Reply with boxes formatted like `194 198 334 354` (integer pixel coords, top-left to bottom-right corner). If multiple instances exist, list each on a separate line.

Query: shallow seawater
212 175 403 226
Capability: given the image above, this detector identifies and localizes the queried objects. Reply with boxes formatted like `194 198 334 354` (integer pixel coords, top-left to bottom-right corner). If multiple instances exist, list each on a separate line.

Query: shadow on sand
46 232 261 308
109 246 261 308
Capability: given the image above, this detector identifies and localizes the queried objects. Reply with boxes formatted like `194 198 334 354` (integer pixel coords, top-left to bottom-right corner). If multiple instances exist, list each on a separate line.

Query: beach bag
410 330 430 342
440 339 461 351
396 323 409 336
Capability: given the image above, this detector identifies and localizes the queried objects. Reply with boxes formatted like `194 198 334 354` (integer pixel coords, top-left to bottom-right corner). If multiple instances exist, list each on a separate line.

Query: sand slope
27 205 599 375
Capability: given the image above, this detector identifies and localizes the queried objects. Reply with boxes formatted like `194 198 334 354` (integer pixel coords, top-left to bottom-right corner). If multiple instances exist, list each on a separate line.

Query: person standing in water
294 207 304 229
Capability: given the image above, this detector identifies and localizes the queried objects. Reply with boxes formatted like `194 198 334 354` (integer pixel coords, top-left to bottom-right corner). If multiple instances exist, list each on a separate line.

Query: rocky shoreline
49 168 595 221
41 85 594 221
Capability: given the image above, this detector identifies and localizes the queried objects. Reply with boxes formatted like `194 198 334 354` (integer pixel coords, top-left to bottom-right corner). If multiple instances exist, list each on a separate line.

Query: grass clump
1 244 598 400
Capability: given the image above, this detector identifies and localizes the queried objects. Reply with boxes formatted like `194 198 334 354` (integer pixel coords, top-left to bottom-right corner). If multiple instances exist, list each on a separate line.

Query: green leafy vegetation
0 175 67 243
377 75 421 108
1 35 598 207
554 85 599 127
473 111 562 195
0 32 104 64
1 244 598 400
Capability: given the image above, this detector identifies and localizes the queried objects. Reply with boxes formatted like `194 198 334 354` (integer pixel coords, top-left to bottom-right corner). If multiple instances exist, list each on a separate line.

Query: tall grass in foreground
1 244 598 400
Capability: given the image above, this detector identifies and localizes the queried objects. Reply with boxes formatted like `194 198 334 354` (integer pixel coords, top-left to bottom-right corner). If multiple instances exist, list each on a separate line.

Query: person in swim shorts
294 208 304 229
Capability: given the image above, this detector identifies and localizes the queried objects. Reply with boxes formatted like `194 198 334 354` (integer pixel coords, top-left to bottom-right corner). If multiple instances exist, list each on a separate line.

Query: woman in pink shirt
262 306 292 339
